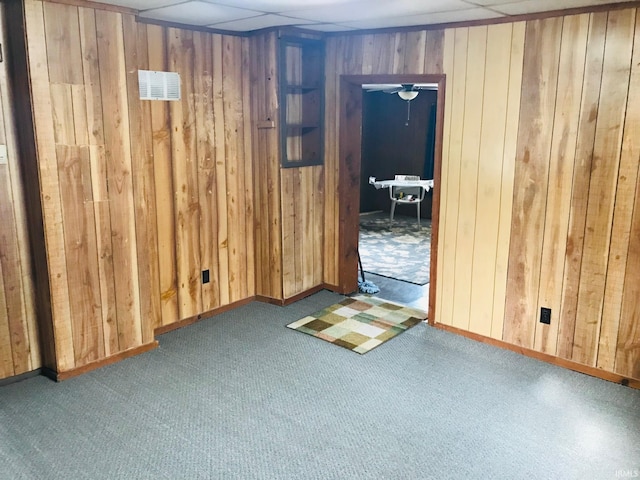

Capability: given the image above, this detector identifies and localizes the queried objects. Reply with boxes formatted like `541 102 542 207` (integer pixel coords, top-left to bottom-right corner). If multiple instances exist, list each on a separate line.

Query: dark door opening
357 87 437 311
336 74 445 325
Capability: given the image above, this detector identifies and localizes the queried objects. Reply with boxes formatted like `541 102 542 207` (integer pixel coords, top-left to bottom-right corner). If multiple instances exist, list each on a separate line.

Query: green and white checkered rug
287 295 426 354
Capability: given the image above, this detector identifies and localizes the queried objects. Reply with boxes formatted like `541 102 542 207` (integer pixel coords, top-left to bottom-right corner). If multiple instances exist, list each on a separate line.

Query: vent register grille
138 70 181 101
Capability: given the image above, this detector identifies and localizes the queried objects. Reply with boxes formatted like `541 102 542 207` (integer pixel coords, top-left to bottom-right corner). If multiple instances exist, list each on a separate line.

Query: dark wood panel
572 9 635 366
503 17 563 348
556 12 608 360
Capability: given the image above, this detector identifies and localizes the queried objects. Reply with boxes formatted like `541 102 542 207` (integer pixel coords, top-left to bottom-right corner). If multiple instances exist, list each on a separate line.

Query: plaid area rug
359 212 431 285
286 295 426 354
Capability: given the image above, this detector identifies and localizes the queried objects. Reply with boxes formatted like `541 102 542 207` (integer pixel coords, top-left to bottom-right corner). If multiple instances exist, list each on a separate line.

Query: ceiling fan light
398 90 418 101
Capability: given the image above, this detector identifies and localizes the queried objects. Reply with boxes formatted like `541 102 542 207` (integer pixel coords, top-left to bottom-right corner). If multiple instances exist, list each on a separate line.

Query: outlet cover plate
540 307 551 325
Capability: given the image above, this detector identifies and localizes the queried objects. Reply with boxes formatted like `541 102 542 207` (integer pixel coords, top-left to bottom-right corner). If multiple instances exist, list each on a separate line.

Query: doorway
358 86 437 311
336 74 445 325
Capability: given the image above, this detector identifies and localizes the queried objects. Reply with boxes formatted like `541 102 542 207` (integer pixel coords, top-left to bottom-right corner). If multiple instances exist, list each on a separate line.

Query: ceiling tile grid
102 0 638 32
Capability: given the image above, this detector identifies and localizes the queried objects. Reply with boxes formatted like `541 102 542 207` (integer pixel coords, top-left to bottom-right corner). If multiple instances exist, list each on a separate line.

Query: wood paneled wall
438 22 525 341
3 0 638 382
324 31 445 289
3 0 255 378
324 10 640 381
250 32 324 301
0 3 40 378
504 10 640 379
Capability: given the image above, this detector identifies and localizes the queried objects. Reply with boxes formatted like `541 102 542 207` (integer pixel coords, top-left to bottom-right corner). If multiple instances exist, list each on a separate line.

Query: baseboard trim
322 282 352 295
256 285 328 306
0 368 43 386
254 294 283 305
50 341 159 381
434 323 640 390
155 297 255 336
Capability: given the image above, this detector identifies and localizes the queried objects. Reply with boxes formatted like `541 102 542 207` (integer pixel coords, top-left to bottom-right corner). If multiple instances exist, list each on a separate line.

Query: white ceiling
103 0 635 32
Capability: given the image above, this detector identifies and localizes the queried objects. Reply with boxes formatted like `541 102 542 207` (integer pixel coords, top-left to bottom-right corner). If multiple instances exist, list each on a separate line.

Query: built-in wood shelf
279 36 324 168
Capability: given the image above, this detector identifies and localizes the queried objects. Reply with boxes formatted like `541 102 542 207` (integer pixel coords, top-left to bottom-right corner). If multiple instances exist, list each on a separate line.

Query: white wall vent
138 70 181 101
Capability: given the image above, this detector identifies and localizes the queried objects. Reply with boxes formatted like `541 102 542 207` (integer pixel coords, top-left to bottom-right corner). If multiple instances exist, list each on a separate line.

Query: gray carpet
1 290 639 480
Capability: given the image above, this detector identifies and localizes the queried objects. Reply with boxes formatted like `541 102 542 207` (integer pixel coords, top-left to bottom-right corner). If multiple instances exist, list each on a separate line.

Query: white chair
389 175 426 226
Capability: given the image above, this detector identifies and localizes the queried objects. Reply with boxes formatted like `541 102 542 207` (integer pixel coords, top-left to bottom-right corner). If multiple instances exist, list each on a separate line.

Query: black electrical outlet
202 269 210 284
540 307 551 325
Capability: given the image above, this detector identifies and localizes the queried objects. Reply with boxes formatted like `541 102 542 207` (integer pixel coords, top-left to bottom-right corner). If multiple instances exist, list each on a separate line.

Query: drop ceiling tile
493 0 634 15
101 0 177 9
140 1 261 26
462 0 530 5
340 7 503 29
283 0 471 23
202 0 360 13
208 13 314 31
302 23 359 32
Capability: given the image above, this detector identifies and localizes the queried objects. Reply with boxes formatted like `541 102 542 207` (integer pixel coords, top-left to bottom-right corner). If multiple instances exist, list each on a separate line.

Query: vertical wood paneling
312 166 324 288
453 26 487 331
265 34 282 298
213 34 229 304
123 15 160 344
24 0 75 371
147 25 179 327
4 0 260 379
222 36 245 303
403 31 427 73
96 9 142 351
293 169 304 292
49 83 74 144
78 7 105 146
78 7 119 352
0 259 11 377
534 14 589 355
439 27 467 327
0 2 40 378
337 36 364 293
193 31 219 312
425 30 445 74
504 17 563 348
468 23 513 337
572 9 635 366
42 1 83 84
241 37 256 298
88 145 118 355
556 12 608 359
250 34 267 295
281 169 296 297
617 153 640 379
168 28 202 319
302 168 314 290
370 33 397 75
4 0 639 383
56 144 103 365
223 36 240 302
323 8 638 383
610 11 640 378
491 21 525 340
0 166 33 374
323 37 340 287
435 28 455 327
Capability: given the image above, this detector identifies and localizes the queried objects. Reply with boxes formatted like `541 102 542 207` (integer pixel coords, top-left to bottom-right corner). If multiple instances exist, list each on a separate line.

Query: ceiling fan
363 83 437 126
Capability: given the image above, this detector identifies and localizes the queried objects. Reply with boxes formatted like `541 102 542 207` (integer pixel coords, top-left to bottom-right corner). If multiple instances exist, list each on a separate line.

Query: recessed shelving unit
279 36 324 168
